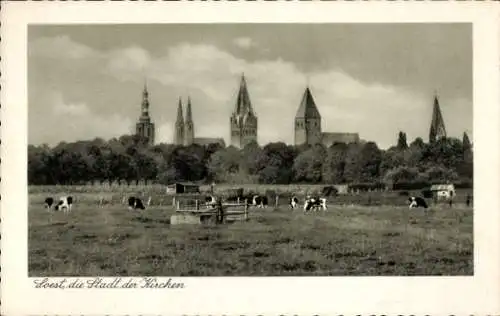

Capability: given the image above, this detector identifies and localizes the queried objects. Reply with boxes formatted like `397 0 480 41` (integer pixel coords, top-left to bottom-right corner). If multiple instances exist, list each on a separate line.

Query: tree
239 141 263 176
380 146 405 177
322 142 347 184
397 131 408 150
422 137 463 171
359 141 382 182
207 146 241 182
402 137 425 169
255 142 296 184
383 166 420 185
343 142 363 183
292 145 324 183
421 165 459 183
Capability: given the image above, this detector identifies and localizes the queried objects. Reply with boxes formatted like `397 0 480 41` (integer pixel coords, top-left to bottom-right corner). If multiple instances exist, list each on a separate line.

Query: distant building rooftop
321 132 360 147
193 137 226 147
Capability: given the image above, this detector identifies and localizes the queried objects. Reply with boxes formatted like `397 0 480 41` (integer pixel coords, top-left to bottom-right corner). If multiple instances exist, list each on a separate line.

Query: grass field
29 202 473 276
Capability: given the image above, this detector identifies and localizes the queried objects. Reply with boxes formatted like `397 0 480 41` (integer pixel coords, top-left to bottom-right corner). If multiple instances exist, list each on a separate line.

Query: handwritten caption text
33 277 186 289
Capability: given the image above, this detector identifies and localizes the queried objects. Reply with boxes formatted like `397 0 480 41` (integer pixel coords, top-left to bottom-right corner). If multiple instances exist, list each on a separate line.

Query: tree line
28 132 473 189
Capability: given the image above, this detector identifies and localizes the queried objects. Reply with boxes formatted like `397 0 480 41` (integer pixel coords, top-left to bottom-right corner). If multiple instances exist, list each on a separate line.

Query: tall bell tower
135 82 155 146
229 74 258 148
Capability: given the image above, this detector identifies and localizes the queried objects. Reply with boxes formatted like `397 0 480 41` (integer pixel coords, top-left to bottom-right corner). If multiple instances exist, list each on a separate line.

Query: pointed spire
295 86 321 119
141 81 150 117
234 73 254 115
429 93 447 143
463 131 472 150
185 96 193 122
176 97 184 124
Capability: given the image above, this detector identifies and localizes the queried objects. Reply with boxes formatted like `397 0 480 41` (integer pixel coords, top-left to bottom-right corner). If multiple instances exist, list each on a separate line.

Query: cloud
52 93 90 116
233 37 256 50
106 46 152 80
30 92 133 146
29 36 472 149
29 35 98 60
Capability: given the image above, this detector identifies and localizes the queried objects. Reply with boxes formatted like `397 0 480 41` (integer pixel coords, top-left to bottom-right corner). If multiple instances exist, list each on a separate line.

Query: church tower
135 82 155 146
184 96 194 146
429 94 447 143
294 86 322 146
174 98 185 145
230 74 258 148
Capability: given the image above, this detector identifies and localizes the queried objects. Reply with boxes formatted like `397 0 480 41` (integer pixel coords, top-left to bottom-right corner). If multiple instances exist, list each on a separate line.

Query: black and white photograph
27 23 474 277
1 2 499 315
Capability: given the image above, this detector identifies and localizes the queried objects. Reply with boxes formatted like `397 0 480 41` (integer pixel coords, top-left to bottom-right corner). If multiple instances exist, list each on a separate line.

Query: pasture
29 190 473 276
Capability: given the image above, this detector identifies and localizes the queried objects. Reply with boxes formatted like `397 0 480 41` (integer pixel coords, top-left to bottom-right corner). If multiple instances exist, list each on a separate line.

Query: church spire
234 73 254 115
463 131 472 150
295 86 321 119
429 93 447 143
176 97 184 123
141 80 150 117
174 97 185 145
185 96 193 123
184 96 194 146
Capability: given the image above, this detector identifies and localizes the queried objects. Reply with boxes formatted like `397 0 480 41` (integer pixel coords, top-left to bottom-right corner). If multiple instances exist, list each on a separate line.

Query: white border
2 2 499 315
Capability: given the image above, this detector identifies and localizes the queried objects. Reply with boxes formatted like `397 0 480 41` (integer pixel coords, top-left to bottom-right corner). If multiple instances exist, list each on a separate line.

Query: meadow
29 186 473 276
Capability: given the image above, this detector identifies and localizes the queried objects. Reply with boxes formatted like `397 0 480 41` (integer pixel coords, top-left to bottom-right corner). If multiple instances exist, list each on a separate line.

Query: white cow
55 196 73 213
290 196 299 209
303 196 327 212
204 195 218 209
252 195 268 208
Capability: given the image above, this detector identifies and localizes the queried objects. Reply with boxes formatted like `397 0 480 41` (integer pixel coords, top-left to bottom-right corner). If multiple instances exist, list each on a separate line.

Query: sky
28 23 472 149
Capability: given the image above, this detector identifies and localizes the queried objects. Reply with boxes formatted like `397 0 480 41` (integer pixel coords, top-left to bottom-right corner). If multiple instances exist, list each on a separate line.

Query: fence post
244 202 248 221
237 197 240 204
196 200 199 210
172 196 176 207
275 195 279 209
176 200 180 211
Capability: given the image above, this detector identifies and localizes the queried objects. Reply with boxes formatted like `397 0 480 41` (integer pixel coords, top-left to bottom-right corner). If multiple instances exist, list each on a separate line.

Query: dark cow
44 197 54 209
55 196 73 213
303 196 327 212
252 195 268 208
408 196 428 209
128 196 146 210
290 196 299 209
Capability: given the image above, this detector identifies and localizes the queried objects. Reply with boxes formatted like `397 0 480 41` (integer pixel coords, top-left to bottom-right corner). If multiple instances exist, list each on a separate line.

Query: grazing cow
54 196 73 213
44 197 54 209
128 196 146 210
290 196 299 209
408 196 428 209
204 195 218 209
252 195 268 208
303 196 327 212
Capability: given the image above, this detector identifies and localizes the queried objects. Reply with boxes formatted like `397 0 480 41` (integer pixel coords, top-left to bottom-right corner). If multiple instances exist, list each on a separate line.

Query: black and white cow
44 197 54 209
128 196 146 210
290 196 299 209
204 195 218 209
303 196 327 212
252 195 268 208
54 196 73 213
408 196 428 209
